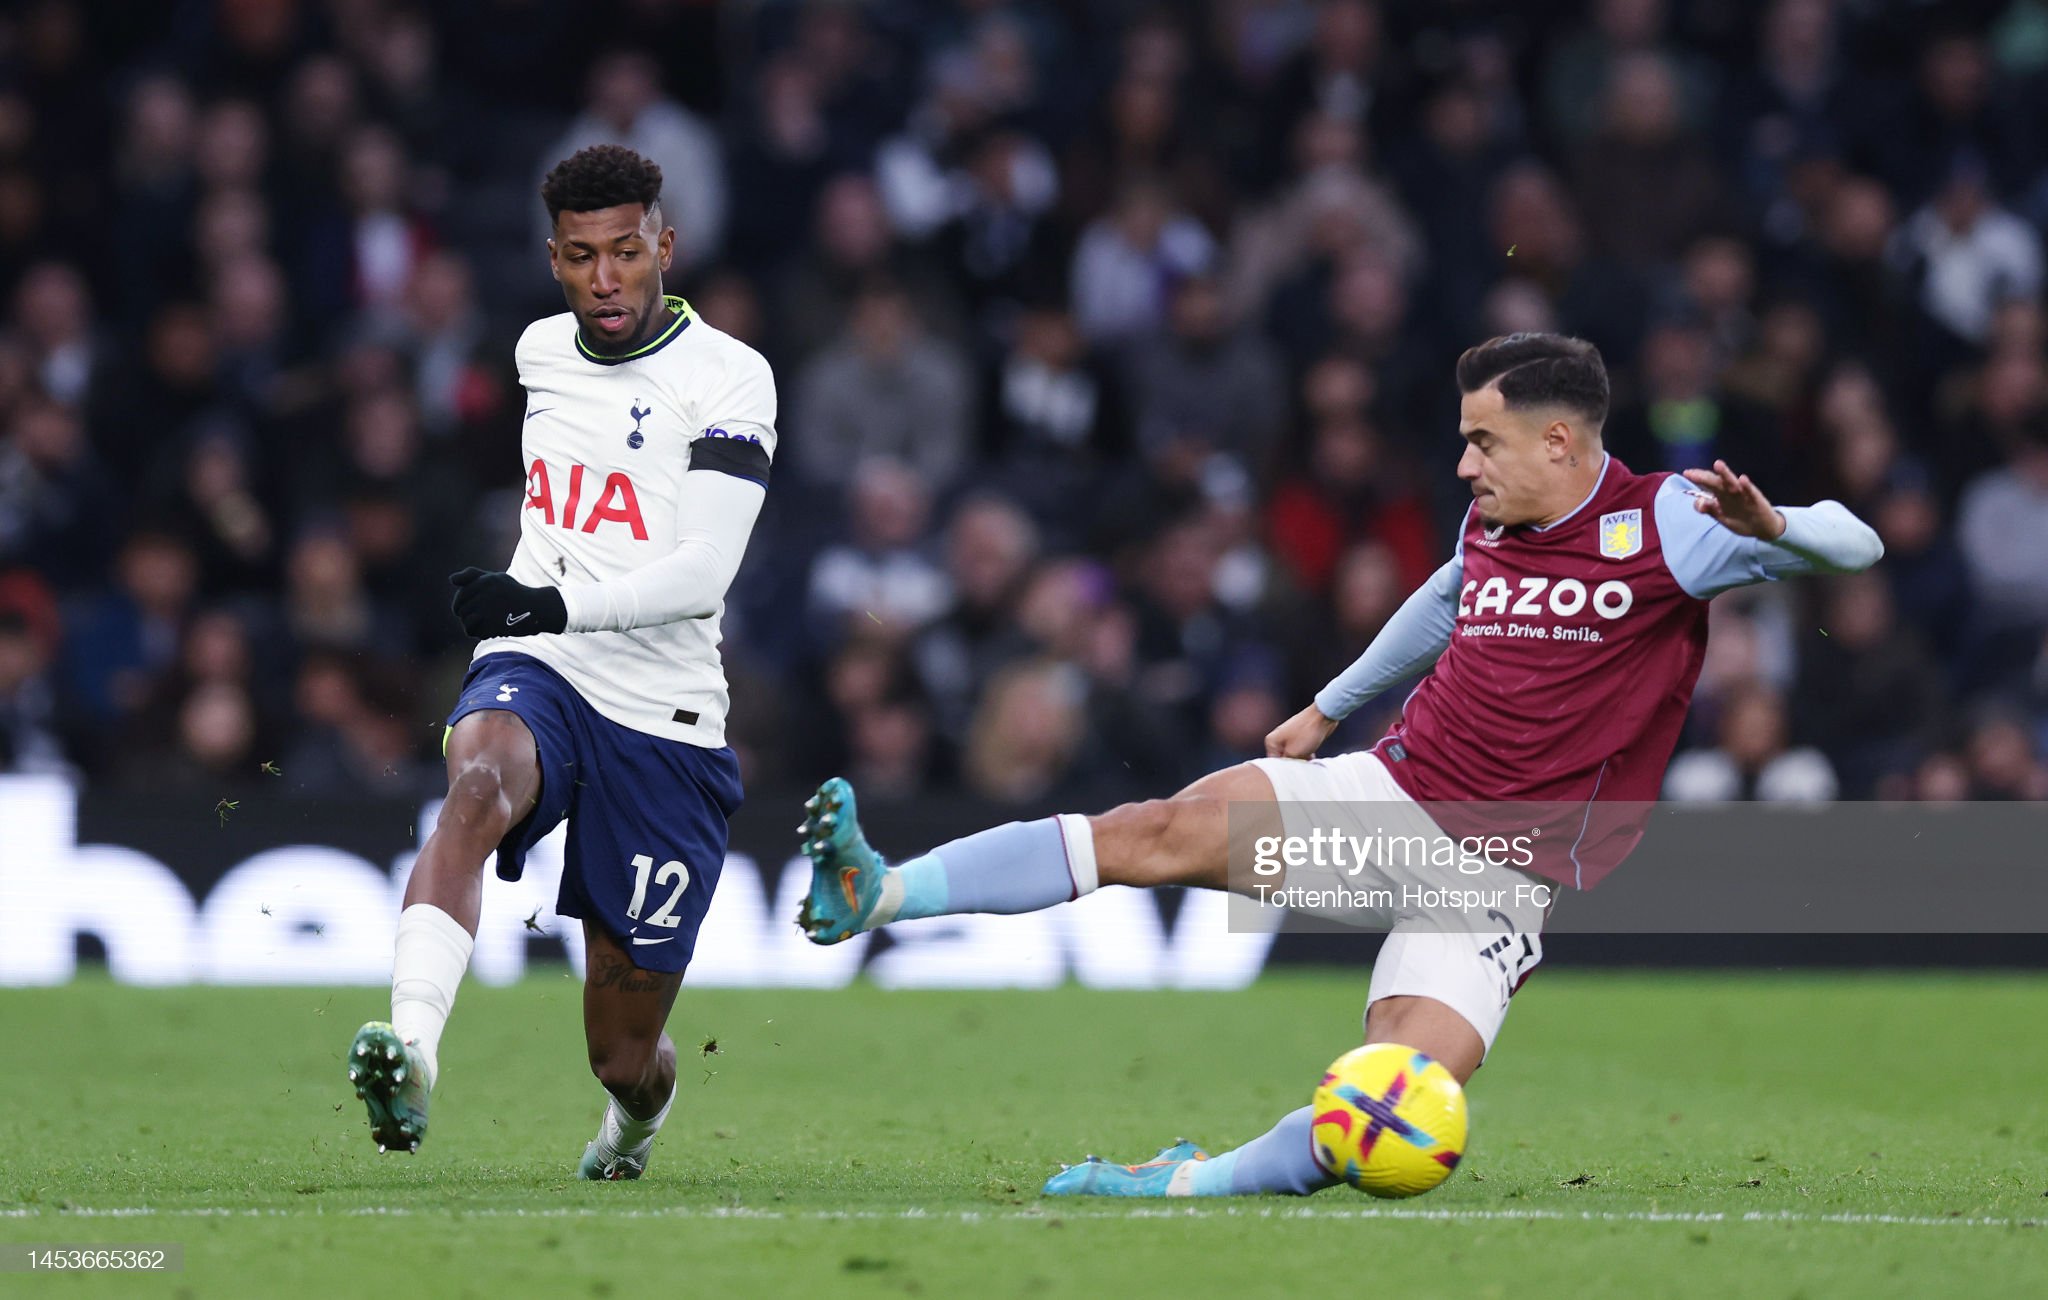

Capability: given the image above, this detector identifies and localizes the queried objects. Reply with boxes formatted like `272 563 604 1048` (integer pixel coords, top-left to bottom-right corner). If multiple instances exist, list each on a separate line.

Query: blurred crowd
2 0 2047 808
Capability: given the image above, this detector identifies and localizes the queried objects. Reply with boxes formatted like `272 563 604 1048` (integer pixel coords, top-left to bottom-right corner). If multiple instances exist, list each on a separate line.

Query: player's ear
1545 419 1574 460
546 237 561 283
656 224 674 273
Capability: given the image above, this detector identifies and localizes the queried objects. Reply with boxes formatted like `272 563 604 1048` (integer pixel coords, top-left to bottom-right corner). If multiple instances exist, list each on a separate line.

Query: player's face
1456 382 1577 527
548 204 675 354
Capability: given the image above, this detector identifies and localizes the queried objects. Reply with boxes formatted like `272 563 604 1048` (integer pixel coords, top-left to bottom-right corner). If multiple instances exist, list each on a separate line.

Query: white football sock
390 903 474 1092
598 1079 677 1156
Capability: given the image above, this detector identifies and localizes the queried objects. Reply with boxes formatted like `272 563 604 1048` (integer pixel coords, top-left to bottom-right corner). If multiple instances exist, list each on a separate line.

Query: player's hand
449 567 567 638
1265 704 1339 760
1680 459 1786 540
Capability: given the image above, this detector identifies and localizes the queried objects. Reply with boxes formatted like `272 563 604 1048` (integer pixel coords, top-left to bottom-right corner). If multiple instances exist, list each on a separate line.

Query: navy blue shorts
446 652 743 973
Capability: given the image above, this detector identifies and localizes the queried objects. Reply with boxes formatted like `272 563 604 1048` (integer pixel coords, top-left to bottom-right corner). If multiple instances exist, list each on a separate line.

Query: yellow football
1310 1043 1469 1197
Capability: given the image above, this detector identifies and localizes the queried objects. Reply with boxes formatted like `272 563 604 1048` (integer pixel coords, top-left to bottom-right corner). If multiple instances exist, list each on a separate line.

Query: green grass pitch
3 970 2046 1297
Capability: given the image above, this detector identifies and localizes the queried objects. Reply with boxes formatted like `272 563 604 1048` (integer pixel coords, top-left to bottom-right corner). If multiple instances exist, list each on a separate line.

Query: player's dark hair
1456 333 1609 430
540 145 663 225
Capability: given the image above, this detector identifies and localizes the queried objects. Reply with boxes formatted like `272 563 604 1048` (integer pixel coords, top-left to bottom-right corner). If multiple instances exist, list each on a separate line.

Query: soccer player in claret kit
346 145 777 1180
795 333 1883 1197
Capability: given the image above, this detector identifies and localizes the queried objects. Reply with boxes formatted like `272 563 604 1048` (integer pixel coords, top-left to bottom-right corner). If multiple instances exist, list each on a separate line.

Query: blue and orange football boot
795 778 888 944
1042 1139 1211 1196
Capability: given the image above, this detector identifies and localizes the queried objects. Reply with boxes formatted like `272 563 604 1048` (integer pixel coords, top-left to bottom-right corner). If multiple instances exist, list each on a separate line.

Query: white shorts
1249 750 1549 1056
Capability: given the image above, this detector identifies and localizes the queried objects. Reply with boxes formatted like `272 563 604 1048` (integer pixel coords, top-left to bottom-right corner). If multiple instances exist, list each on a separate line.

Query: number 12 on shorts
625 854 690 929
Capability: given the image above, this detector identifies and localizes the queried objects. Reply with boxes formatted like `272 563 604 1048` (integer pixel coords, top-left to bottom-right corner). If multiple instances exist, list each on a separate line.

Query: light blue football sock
1187 1106 1340 1196
883 816 1097 922
890 856 952 920
1183 1148 1242 1195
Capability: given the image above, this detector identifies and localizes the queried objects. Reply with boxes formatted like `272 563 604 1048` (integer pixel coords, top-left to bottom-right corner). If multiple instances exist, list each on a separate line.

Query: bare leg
405 710 543 933
357 709 546 1150
1364 996 1486 1084
1085 762 1283 891
581 922 684 1120
389 709 542 1079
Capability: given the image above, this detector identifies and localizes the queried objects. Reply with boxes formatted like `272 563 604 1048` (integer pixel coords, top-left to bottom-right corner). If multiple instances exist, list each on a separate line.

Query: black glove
449 568 567 638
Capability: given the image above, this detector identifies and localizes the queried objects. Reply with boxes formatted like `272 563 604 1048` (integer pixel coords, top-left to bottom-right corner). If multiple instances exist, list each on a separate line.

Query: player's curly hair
540 145 664 224
1456 333 1609 430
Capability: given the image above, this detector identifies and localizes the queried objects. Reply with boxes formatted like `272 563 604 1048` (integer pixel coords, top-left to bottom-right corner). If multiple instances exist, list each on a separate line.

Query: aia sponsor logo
524 459 648 539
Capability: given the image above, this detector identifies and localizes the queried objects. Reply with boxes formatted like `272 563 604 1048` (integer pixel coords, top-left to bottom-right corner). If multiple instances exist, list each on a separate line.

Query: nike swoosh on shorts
631 935 675 946
506 612 530 626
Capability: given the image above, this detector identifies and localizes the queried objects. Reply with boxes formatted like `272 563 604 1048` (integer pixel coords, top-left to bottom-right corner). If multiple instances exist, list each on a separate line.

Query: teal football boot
794 778 888 944
347 1021 429 1153
1042 1140 1211 1197
577 1138 649 1181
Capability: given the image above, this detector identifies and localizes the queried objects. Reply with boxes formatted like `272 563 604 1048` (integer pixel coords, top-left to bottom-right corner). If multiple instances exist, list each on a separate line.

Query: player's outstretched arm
443 467 767 639
559 469 767 632
1278 555 1463 757
1659 460 1884 598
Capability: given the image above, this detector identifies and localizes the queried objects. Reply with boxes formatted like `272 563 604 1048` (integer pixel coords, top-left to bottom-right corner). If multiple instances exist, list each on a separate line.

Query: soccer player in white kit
347 145 777 1180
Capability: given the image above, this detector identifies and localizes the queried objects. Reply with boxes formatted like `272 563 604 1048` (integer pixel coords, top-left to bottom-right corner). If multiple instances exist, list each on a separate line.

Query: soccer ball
1310 1043 1468 1197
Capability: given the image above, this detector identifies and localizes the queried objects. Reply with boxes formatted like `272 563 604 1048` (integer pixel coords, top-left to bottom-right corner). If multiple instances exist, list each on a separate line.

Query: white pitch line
1 1205 2040 1230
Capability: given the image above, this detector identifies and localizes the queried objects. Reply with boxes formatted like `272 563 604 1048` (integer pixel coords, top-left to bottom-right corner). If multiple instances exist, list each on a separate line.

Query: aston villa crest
1598 508 1642 559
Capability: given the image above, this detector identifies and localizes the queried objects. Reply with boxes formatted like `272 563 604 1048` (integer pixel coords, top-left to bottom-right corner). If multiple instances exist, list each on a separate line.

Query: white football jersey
473 296 776 746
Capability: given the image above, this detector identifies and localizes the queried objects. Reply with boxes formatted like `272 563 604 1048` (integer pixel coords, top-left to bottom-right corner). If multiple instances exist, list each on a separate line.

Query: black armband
689 435 772 486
